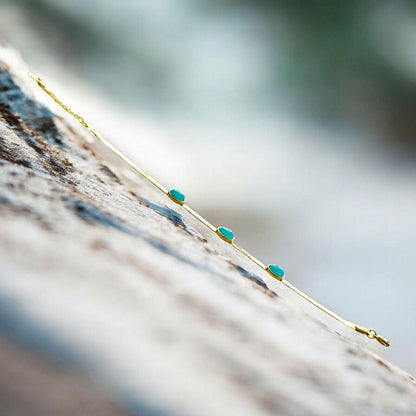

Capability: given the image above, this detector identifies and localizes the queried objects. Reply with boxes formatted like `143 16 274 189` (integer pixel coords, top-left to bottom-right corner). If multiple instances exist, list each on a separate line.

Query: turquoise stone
168 188 186 204
267 264 285 280
217 226 235 242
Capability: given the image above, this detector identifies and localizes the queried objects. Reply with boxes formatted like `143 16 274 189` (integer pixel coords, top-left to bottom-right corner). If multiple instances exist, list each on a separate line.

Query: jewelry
28 72 391 347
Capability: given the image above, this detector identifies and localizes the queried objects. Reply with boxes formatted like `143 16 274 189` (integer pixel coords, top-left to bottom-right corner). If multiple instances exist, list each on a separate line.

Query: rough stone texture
0 46 415 416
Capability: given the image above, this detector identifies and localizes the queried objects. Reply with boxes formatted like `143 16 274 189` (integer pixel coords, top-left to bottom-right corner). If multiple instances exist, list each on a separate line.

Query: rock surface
0 46 415 416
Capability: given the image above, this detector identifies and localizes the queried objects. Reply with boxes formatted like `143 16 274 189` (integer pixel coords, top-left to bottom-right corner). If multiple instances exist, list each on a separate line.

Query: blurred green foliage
7 0 416 153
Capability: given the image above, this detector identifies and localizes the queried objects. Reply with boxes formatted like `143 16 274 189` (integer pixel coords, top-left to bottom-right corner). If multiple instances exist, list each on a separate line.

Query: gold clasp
355 325 391 347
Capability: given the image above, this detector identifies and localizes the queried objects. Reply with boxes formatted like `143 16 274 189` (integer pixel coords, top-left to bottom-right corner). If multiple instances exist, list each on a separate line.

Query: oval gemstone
168 189 186 205
216 226 235 243
267 264 285 280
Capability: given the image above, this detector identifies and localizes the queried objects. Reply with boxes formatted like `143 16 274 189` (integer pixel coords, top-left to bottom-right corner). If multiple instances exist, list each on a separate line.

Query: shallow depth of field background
1 0 415 372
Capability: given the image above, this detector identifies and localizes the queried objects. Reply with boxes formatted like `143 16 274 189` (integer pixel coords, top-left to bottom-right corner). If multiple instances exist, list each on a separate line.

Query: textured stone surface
0 46 415 416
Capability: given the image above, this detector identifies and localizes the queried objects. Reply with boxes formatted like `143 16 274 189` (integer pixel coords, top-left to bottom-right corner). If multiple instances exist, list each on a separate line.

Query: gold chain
28 72 391 348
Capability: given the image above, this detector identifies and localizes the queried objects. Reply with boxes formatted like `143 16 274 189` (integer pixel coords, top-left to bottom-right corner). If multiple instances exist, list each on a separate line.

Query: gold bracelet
28 72 391 348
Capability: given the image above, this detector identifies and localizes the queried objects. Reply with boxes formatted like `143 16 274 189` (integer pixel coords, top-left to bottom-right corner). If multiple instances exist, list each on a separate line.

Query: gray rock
0 45 415 416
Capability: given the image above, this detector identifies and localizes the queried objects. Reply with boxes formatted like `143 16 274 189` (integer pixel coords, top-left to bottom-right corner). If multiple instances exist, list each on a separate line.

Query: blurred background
1 0 415 372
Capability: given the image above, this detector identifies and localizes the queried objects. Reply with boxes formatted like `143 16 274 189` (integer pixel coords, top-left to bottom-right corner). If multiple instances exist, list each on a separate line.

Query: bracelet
28 72 391 347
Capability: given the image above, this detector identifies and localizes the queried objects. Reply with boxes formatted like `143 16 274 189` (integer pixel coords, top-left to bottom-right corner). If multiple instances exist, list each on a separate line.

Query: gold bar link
231 242 266 269
181 204 217 232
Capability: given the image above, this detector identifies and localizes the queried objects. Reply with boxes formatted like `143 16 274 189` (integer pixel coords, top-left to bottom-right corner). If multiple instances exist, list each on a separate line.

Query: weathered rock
0 46 415 416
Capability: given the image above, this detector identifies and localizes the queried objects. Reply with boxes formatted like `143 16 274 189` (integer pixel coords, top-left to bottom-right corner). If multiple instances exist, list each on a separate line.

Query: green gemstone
267 264 285 280
217 226 235 243
168 189 186 204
